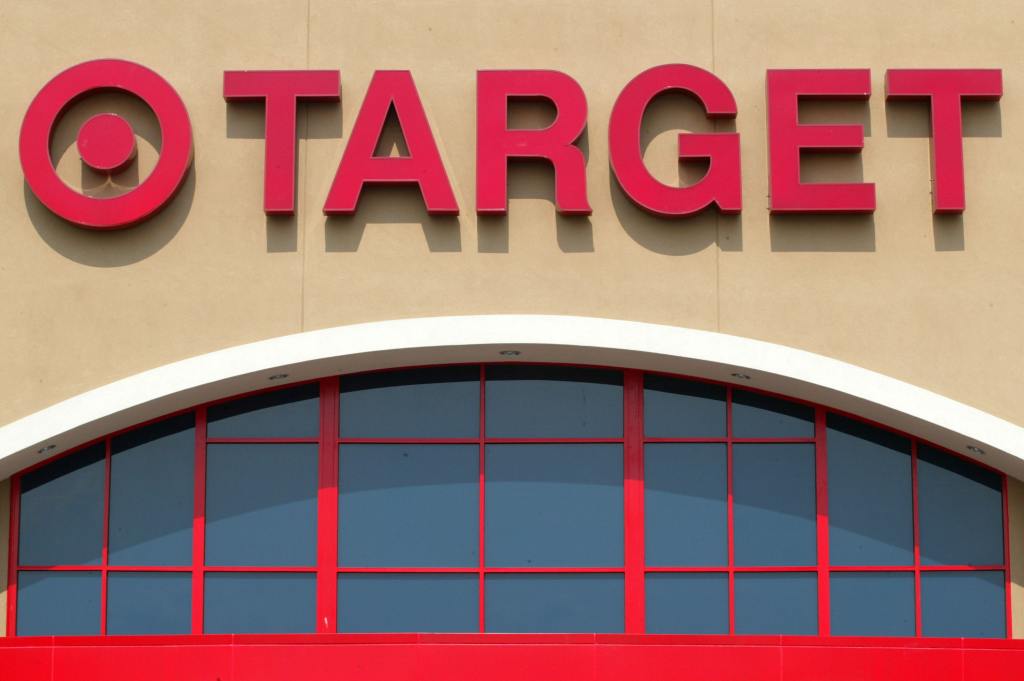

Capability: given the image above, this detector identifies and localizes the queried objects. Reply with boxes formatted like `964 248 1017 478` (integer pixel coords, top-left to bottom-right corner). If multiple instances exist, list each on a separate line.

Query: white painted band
1 315 1021 479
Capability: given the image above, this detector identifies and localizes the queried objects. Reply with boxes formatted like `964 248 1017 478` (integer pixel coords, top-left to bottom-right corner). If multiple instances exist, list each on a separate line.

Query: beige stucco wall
0 0 1023 636
0 478 9 637
1011 478 1024 638
0 0 1022 431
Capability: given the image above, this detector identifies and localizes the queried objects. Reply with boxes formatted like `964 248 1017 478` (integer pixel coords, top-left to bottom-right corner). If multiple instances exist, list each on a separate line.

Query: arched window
8 365 1009 638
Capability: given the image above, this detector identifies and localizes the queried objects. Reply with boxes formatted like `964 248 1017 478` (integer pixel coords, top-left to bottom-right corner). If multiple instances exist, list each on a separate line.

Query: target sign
20 59 193 230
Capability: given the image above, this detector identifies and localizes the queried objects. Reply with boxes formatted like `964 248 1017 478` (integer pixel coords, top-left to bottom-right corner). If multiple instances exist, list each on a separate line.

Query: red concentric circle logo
20 59 193 230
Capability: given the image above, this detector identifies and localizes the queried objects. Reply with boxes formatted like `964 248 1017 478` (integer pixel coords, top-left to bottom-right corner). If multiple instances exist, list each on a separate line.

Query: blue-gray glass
340 367 479 438
207 383 319 439
339 444 478 567
109 415 194 566
921 571 1005 638
733 444 816 566
645 444 727 566
19 443 104 566
204 572 316 634
644 376 726 438
485 444 623 567
16 570 100 636
106 572 191 635
205 444 317 566
485 365 623 438
731 391 814 439
734 572 817 635
918 445 1003 566
485 574 624 633
827 415 913 566
338 574 477 632
646 573 728 634
830 572 914 636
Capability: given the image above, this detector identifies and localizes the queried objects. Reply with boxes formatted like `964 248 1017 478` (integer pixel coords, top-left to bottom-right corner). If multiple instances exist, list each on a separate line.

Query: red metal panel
0 636 1023 681
235 642 419 681
596 641 783 681
963 646 1024 681
51 640 234 681
780 643 964 681
419 641 596 681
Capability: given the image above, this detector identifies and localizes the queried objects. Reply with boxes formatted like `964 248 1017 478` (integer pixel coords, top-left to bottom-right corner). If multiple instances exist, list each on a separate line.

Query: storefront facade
2 1 1024 678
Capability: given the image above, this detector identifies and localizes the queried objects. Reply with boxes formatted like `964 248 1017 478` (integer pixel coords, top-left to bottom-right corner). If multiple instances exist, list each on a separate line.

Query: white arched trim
1 315 1022 479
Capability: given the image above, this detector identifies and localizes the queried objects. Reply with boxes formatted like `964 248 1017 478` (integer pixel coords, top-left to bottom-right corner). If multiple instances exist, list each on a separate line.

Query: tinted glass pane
205 444 317 566
734 444 816 566
207 383 319 438
339 444 478 567
17 570 100 636
338 574 477 632
918 445 1003 566
732 391 814 439
734 572 817 635
204 573 316 634
106 572 191 635
830 572 914 636
340 367 479 438
485 365 623 438
19 443 104 566
109 415 194 566
644 376 726 438
921 571 1005 638
485 444 623 567
646 573 728 634
827 415 912 566
645 444 727 566
485 574 623 633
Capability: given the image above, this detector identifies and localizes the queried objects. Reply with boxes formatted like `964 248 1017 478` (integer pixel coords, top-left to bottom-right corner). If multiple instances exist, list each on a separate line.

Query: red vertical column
814 408 830 636
478 365 487 633
6 476 21 635
911 440 922 637
317 377 340 633
191 407 207 635
623 370 645 633
726 388 735 635
1002 476 1013 638
99 437 112 635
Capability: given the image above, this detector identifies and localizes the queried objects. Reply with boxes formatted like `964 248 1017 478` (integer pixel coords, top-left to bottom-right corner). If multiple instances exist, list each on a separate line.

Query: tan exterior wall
0 0 1022 431
1011 478 1024 638
0 478 9 637
0 0 1022 637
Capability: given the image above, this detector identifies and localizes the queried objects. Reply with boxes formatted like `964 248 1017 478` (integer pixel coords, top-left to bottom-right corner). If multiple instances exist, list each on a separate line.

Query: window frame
5 363 1013 638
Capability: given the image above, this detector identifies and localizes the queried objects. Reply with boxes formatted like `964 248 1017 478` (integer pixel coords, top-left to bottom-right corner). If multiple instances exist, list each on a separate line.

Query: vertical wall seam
299 0 312 333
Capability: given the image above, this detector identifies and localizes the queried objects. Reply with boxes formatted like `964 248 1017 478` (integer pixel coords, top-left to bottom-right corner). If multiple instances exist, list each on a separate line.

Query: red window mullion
6 475 20 636
478 365 487 633
814 408 830 636
98 436 111 630
1003 475 1013 638
317 377 340 633
191 407 207 635
623 370 645 634
911 440 922 637
726 387 735 635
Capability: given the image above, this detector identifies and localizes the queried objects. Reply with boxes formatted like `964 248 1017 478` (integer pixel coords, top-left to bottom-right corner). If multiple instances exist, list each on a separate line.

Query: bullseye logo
20 59 193 230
